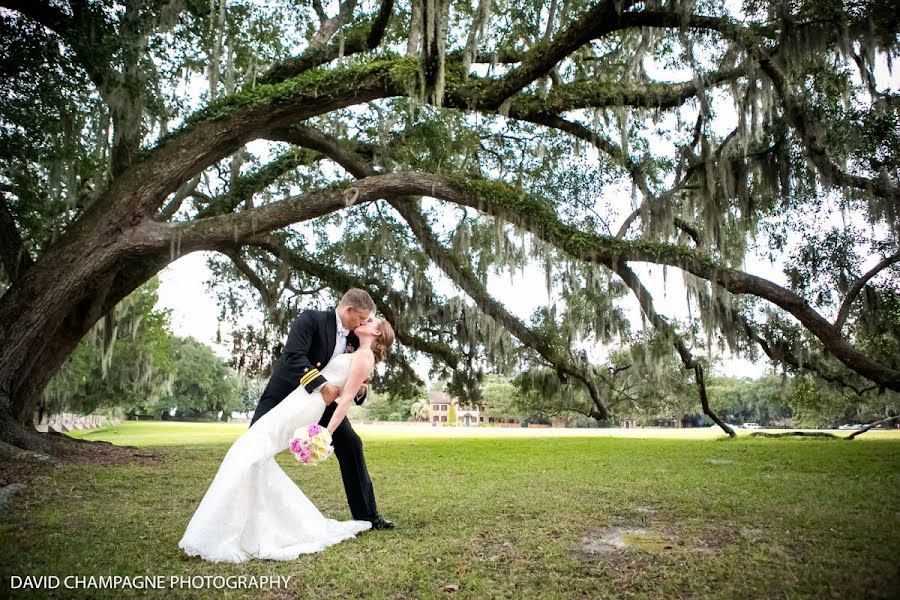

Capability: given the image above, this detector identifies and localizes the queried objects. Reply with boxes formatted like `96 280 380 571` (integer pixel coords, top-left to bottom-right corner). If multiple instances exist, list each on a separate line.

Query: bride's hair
372 319 395 364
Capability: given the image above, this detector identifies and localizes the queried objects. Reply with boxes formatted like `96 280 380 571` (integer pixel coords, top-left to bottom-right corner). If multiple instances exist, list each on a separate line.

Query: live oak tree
152 336 243 421
41 278 177 420
1 0 898 456
705 374 793 425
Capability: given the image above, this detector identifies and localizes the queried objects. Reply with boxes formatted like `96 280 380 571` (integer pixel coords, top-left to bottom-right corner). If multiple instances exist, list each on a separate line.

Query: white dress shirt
332 309 350 359
315 309 350 391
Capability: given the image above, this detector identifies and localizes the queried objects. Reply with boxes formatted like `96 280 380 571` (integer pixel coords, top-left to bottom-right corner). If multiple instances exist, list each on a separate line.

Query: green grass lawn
2 422 899 599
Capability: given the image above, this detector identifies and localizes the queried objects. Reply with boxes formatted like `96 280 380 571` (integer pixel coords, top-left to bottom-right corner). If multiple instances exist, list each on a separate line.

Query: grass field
2 421 898 599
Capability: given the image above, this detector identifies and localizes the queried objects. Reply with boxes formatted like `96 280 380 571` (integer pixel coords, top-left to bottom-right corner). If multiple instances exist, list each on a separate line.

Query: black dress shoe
366 515 395 530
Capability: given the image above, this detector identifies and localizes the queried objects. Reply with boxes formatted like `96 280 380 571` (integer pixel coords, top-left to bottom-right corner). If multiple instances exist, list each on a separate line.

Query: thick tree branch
476 0 639 109
751 415 900 440
450 5 741 112
75 59 400 227
257 0 394 85
162 174 417 249
834 252 900 333
847 415 900 439
489 67 747 115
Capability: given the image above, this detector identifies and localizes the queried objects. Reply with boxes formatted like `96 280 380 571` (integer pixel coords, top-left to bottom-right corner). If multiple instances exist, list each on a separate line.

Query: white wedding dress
178 353 371 563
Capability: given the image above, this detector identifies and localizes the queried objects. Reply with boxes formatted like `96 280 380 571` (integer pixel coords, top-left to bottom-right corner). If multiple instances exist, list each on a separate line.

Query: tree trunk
0 234 126 400
0 243 172 454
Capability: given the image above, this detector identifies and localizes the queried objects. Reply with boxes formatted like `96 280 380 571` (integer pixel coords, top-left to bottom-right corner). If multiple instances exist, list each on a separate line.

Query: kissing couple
178 288 396 562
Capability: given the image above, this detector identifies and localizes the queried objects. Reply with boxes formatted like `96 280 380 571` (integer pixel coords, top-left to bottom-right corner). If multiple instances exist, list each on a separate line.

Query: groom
250 288 395 530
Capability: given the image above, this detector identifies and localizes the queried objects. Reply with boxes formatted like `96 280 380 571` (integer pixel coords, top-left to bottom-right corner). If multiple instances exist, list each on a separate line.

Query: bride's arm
325 349 375 434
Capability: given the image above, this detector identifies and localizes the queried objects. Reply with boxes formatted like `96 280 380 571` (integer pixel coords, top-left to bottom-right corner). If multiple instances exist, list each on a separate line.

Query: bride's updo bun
372 319 395 364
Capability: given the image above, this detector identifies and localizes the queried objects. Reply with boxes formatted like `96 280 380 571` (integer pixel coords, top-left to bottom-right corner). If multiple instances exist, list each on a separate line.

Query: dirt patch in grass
578 526 676 557
0 455 57 487
0 437 168 488
576 521 727 564
62 435 168 465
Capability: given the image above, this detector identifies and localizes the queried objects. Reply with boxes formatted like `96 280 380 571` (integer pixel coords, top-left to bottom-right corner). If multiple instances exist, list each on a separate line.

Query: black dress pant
249 376 378 520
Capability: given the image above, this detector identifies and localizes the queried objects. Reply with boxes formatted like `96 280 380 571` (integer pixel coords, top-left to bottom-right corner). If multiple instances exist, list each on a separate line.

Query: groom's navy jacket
275 308 367 405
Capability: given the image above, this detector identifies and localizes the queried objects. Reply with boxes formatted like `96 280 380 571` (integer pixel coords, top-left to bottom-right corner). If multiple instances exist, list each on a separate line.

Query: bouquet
289 423 334 465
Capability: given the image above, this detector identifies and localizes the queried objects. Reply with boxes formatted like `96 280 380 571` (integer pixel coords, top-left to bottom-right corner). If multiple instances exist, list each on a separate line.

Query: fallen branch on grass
847 415 900 440
750 431 841 439
751 416 900 440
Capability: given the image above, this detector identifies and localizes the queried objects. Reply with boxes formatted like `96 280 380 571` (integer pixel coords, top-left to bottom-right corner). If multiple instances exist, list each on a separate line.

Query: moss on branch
448 176 716 269
171 55 417 137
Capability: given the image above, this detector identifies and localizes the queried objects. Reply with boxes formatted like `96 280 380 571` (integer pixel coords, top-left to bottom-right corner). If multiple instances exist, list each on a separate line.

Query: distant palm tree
409 398 430 422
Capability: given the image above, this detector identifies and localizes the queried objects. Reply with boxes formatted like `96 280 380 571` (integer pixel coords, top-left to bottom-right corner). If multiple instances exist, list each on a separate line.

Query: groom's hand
321 384 340 405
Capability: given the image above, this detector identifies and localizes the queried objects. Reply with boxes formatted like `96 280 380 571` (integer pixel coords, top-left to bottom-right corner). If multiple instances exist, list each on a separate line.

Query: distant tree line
379 330 897 428
42 278 247 422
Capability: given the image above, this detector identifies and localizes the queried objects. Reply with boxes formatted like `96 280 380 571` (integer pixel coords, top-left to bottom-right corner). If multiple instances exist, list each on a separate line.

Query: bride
178 317 395 563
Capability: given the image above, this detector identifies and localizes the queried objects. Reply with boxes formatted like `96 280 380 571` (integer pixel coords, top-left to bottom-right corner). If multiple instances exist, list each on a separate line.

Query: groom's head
337 288 376 331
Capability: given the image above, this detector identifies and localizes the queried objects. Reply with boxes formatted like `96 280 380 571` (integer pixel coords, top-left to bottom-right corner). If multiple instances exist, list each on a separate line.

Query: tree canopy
0 0 898 453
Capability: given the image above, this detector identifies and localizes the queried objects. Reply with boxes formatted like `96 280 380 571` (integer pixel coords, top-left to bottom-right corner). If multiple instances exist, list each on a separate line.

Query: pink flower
290 438 303 454
307 424 322 437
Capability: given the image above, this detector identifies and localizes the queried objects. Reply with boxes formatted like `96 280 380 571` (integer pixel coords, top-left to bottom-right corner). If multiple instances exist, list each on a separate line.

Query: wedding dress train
178 353 371 562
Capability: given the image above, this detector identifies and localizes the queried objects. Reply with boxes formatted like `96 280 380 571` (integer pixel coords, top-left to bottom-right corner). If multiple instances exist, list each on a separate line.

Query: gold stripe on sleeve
300 369 320 386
